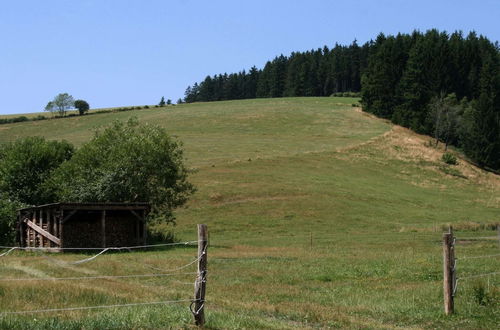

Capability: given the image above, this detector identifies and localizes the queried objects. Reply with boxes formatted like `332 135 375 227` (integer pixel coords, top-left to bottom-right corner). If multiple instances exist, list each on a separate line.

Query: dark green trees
159 96 166 107
74 99 90 115
184 43 367 102
362 30 500 170
461 54 500 169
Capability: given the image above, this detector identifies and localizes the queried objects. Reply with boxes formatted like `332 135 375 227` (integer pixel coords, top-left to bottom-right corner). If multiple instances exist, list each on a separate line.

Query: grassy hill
1 97 499 329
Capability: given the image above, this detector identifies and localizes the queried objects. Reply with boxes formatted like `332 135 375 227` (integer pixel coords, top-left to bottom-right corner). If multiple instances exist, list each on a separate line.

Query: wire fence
0 239 203 317
450 234 499 298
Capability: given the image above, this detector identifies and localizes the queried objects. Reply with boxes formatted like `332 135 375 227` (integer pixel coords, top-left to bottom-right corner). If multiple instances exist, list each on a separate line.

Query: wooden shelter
17 203 150 250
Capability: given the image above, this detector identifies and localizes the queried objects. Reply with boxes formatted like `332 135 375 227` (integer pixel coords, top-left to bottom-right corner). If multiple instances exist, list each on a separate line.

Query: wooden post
443 232 454 315
101 210 106 248
192 224 208 326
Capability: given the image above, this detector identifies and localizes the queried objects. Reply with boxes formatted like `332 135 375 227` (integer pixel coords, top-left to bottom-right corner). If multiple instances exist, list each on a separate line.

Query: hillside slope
1 97 498 329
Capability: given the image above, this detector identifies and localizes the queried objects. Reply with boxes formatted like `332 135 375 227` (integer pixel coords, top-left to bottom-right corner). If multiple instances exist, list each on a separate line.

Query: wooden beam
25 220 61 246
61 210 77 224
130 210 145 222
142 209 147 244
61 205 149 211
101 210 106 248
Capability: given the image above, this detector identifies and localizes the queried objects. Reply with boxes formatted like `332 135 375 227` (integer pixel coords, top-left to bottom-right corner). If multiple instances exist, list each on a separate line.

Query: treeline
183 29 500 170
184 41 368 102
362 30 500 170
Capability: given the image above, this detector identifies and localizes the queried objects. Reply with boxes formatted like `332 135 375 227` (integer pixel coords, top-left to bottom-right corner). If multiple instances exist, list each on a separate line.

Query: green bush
0 197 23 245
48 118 195 224
0 137 74 205
442 152 458 165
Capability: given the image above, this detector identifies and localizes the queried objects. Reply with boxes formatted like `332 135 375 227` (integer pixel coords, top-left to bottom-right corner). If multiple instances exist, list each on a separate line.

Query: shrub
0 137 74 205
10 116 29 123
48 118 195 224
0 197 23 245
442 152 458 165
144 105 149 109
33 115 46 121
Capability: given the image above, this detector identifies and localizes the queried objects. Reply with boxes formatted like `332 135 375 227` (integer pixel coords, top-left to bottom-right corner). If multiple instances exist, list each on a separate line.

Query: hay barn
17 203 150 250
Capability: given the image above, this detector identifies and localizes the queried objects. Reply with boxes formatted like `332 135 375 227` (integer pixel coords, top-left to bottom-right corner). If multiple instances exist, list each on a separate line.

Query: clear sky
1 0 499 115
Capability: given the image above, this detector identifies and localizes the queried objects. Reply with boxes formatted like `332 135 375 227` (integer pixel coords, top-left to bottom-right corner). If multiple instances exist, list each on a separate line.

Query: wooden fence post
443 230 455 315
192 224 208 326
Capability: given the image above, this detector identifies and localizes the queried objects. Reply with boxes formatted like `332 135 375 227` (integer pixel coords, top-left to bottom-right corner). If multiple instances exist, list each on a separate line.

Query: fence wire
0 299 194 316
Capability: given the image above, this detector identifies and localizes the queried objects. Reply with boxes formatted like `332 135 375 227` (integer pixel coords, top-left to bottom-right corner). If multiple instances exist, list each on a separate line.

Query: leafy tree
44 101 56 117
428 93 461 149
45 93 75 116
159 96 166 107
0 137 74 205
74 99 90 116
48 118 196 223
167 99 172 105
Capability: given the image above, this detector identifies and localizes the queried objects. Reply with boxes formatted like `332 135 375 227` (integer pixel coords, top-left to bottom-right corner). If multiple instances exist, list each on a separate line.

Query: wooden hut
17 203 150 250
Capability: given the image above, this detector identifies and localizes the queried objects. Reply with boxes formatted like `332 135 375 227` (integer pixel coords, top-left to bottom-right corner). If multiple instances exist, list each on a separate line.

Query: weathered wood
61 210 77 224
60 204 150 211
443 232 454 315
130 210 145 222
101 210 106 247
192 224 208 326
18 211 24 247
25 220 61 246
52 209 57 239
142 209 147 244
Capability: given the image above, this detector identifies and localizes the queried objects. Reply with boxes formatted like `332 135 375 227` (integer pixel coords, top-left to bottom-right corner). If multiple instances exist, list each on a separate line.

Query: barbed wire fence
0 224 209 327
443 226 500 315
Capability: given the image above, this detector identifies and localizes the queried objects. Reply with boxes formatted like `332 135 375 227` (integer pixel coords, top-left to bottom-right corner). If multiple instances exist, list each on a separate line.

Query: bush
0 197 23 245
33 115 46 121
144 105 149 109
0 198 18 243
0 137 74 205
48 118 195 224
442 152 458 165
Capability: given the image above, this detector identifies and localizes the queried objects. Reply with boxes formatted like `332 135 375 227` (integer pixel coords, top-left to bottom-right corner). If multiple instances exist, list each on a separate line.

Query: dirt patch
377 125 500 190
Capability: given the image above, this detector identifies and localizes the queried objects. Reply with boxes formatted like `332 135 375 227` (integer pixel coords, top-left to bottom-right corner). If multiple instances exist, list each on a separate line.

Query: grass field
0 97 499 329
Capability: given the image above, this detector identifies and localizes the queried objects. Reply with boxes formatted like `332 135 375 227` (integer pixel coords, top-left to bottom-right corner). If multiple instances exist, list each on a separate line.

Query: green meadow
0 97 499 329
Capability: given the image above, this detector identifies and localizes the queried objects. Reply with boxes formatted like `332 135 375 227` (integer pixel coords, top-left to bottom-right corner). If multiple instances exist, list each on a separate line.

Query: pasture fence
0 224 209 327
442 226 500 315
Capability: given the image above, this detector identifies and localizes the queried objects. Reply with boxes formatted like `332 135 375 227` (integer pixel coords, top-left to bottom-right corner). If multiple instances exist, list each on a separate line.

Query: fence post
443 230 455 315
192 224 208 326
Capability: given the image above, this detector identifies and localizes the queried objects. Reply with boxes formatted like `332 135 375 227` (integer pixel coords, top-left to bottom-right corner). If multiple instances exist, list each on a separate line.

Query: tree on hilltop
159 96 166 107
45 93 75 117
74 99 90 116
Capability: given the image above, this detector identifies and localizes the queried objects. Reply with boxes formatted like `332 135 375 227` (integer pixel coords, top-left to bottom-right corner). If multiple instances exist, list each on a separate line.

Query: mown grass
0 97 499 329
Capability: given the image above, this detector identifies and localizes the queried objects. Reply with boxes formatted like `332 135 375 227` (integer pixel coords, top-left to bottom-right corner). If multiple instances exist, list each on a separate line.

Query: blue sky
1 0 499 115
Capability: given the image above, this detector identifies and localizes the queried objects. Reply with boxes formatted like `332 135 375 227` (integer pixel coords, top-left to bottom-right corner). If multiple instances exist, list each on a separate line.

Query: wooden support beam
130 210 145 222
61 210 77 224
142 209 147 244
25 220 61 246
101 210 106 248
